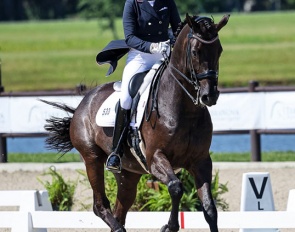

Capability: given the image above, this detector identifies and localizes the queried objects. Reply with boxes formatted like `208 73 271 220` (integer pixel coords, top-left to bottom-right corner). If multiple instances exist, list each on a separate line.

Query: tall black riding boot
106 102 128 173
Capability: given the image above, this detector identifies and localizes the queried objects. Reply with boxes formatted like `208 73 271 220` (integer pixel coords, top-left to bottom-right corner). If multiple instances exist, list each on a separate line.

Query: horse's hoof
160 224 178 232
160 224 169 232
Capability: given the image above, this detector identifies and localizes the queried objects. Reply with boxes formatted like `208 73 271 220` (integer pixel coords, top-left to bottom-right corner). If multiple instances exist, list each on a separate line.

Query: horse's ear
216 14 230 32
186 13 198 32
185 13 192 27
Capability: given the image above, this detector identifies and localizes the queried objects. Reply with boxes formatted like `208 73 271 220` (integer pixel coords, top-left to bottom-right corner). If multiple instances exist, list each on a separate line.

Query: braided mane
173 16 198 42
172 15 216 46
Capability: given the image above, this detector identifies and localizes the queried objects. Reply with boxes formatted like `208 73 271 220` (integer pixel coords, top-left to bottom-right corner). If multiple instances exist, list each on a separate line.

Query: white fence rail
1 211 295 231
0 189 295 231
0 190 52 211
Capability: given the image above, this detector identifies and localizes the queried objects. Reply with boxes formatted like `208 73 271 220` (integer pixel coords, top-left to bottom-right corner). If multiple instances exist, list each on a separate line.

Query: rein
163 30 219 105
163 53 200 105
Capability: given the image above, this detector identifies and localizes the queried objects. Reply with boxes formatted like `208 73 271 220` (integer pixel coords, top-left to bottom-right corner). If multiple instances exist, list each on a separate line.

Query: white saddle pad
95 83 151 128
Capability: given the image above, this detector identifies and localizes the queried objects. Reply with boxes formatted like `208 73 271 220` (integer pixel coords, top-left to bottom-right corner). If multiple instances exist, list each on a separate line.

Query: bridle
163 19 219 105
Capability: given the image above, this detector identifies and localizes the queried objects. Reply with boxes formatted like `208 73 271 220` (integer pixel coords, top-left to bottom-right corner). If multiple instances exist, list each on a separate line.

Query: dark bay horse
44 14 229 232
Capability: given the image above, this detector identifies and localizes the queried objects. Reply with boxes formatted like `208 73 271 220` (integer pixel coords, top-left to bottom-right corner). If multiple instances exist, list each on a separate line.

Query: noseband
164 22 219 105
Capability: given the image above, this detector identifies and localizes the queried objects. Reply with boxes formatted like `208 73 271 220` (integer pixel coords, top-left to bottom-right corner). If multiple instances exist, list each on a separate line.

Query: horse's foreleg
192 156 218 232
150 150 183 232
83 152 125 232
113 170 141 226
198 182 218 232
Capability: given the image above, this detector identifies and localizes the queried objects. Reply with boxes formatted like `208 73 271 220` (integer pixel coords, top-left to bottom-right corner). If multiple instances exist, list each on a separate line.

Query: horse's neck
159 26 205 115
157 71 206 129
163 26 190 107
170 25 189 73
160 65 198 113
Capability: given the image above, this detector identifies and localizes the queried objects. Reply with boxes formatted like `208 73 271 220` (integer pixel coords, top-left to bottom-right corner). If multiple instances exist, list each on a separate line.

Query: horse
43 13 230 232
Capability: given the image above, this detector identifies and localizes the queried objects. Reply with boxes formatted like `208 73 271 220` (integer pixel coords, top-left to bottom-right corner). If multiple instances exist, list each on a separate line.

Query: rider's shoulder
127 0 139 3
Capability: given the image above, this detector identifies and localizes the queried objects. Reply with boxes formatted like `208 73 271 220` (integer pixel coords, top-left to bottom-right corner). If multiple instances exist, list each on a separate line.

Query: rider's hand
150 40 170 54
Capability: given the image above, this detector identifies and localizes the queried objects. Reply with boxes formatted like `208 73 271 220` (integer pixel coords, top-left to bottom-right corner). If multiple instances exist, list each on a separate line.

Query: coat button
159 21 162 24
158 31 162 35
148 22 152 25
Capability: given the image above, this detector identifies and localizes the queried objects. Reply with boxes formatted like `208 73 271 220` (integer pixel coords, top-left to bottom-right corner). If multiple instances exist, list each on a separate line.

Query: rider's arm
123 0 152 53
168 0 181 34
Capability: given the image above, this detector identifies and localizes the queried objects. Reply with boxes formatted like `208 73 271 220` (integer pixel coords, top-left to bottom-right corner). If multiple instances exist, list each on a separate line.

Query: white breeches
120 49 163 110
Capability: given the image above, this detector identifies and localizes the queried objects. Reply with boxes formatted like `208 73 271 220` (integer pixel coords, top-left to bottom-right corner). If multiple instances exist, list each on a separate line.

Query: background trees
1 0 294 22
78 0 125 39
0 0 78 20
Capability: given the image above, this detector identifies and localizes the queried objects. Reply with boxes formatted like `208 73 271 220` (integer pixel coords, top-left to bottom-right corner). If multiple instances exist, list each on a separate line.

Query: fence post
0 59 6 163
0 135 7 163
250 130 261 161
0 59 4 93
248 81 261 161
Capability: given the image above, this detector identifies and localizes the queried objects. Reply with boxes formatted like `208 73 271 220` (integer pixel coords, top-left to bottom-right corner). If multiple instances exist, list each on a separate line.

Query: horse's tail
40 99 76 154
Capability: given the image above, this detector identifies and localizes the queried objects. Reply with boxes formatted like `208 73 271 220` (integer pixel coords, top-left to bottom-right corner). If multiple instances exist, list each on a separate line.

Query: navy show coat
123 0 181 53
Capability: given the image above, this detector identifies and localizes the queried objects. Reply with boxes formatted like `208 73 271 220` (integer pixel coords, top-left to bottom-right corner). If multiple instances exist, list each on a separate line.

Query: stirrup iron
106 154 122 174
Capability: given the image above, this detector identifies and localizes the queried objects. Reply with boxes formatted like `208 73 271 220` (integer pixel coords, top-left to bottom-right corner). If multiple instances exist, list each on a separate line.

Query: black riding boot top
106 102 128 173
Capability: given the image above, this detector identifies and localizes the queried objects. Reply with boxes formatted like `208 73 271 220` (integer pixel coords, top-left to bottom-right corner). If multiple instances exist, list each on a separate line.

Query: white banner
209 92 265 131
0 96 82 133
0 98 10 132
0 91 295 133
264 92 295 129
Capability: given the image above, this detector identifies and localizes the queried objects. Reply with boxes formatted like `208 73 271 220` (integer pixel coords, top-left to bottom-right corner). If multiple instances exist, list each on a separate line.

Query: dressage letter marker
240 172 278 232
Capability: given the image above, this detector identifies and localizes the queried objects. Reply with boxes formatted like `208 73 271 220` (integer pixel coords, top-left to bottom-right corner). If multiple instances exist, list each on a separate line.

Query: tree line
1 0 294 21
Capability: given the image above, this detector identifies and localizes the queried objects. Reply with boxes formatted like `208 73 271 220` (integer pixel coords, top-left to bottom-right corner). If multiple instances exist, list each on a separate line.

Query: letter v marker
249 177 268 199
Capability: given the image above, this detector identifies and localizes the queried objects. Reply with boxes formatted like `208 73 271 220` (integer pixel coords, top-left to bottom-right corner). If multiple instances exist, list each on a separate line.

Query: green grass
7 152 82 163
1 12 295 92
0 19 125 91
6 151 295 163
211 151 295 162
219 11 295 87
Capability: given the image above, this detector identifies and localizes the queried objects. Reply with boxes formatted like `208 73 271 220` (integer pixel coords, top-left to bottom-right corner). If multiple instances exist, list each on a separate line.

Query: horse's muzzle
197 70 219 106
200 89 220 106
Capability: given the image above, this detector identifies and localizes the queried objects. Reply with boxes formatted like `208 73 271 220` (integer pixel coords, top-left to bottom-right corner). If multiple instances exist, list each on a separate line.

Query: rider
105 0 181 173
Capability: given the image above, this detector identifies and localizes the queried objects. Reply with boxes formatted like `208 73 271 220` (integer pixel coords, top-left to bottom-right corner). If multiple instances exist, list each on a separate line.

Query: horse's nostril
202 95 209 103
201 94 218 106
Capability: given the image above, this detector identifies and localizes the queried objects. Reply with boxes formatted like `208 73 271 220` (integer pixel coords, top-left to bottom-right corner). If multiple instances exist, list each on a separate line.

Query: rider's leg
106 50 162 173
106 101 129 173
105 55 139 173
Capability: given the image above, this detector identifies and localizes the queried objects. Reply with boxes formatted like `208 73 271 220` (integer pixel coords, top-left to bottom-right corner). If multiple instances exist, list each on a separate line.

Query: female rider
106 0 181 173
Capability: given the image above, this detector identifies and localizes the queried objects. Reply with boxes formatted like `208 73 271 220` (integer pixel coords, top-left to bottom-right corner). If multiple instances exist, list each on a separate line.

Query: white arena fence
1 91 295 133
1 211 295 231
1 87 295 162
0 189 295 231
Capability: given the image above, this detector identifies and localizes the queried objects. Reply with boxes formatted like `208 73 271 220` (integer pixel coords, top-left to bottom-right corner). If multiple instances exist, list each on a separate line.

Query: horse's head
172 13 230 106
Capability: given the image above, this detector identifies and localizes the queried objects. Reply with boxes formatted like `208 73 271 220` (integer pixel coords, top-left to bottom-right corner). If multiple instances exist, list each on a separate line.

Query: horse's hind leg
112 170 141 226
191 156 218 232
150 150 183 232
81 147 126 232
